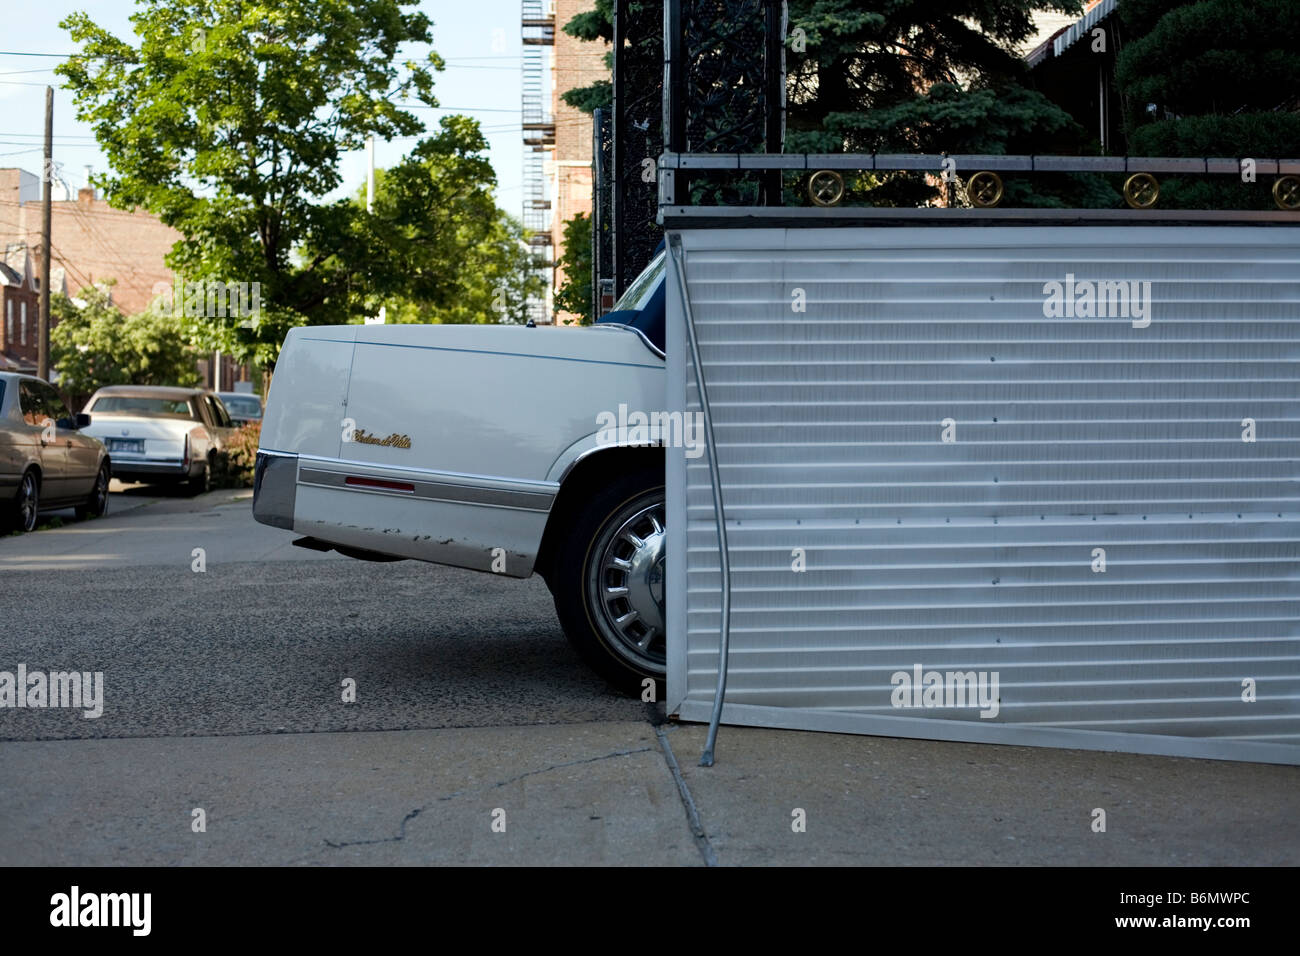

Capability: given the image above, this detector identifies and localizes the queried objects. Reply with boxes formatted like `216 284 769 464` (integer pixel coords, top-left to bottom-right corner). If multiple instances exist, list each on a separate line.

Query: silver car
0 372 111 533
81 385 236 495
216 391 263 426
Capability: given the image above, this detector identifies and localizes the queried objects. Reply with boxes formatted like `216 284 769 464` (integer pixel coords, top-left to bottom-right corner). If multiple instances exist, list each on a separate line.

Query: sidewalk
3 719 1296 865
0 490 332 572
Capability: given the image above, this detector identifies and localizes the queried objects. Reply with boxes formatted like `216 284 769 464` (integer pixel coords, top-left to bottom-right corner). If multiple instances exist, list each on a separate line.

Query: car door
42 382 98 498
0 378 32 495
203 395 236 449
18 379 68 501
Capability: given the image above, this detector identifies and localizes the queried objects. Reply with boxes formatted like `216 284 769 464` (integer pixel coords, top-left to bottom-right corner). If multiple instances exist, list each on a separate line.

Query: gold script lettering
353 428 412 449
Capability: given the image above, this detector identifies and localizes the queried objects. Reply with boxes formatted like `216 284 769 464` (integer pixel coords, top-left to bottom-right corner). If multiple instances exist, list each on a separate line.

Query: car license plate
106 438 144 454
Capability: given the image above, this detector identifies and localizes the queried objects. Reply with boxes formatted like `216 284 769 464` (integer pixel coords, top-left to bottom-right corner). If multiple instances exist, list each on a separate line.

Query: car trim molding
297 459 557 512
303 336 664 371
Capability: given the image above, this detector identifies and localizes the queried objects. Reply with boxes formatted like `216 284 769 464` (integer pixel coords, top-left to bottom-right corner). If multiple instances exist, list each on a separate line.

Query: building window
20 301 27 346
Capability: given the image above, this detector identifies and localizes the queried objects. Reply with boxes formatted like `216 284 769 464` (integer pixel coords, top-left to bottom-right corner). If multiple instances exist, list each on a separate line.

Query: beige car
0 372 111 533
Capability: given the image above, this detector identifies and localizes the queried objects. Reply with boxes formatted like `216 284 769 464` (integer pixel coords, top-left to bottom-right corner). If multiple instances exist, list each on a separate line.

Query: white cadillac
254 252 669 691
82 385 237 494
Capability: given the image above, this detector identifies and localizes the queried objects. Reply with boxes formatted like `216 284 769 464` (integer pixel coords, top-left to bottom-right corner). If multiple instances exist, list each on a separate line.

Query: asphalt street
1 485 1297 866
0 486 645 740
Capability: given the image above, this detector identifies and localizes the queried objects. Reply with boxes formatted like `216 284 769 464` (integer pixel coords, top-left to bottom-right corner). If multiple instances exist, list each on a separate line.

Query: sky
0 0 533 210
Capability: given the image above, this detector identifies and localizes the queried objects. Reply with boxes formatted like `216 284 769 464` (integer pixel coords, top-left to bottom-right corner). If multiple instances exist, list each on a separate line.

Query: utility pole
37 86 52 382
366 136 375 212
364 136 385 324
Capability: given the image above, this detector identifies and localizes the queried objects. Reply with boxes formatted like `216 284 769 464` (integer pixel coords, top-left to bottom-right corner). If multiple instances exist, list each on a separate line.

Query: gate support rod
668 234 732 767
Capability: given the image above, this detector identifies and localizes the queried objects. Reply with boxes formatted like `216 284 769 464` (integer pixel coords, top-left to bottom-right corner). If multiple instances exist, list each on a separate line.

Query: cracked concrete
4 718 1296 865
0 723 700 866
319 745 657 851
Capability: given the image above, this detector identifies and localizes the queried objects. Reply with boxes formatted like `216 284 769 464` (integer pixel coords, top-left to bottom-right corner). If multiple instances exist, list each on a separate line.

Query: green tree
58 0 443 367
347 117 546 325
50 284 201 408
553 212 594 324
782 0 1110 206
559 0 613 113
1115 0 1300 209
379 213 545 326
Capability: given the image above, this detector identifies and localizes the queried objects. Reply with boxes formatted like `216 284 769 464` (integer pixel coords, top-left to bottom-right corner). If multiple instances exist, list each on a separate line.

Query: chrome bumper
252 450 297 530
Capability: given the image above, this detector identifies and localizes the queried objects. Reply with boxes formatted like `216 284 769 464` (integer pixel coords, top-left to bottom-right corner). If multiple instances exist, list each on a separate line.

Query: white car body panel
257 323 665 577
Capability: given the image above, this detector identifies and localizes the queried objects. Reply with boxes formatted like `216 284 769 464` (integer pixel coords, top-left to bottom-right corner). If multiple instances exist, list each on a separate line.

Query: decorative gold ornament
1123 172 1160 209
1273 175 1300 211
966 171 1004 208
808 169 845 207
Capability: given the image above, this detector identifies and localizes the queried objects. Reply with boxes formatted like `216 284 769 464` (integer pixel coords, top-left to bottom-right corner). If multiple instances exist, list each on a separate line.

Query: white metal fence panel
665 224 1300 764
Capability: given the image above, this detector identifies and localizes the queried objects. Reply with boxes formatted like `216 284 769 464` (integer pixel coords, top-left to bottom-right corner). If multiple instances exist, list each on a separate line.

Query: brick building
0 244 40 372
548 0 609 324
0 167 248 389
0 167 180 318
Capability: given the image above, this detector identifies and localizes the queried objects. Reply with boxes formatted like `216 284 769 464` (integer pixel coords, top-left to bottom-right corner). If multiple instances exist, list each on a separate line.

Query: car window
611 250 666 313
39 383 70 422
18 380 47 426
222 396 261 418
208 396 233 428
88 395 196 418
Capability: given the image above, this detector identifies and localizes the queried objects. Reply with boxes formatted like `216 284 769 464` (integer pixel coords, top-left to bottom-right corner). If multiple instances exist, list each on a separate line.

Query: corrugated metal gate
665 224 1300 764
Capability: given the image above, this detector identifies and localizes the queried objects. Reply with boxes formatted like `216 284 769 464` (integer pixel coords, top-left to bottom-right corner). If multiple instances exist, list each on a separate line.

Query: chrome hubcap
19 474 37 530
589 497 666 672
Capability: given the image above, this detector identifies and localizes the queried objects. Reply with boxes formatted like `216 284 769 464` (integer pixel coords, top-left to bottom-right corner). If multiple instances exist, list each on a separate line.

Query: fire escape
521 0 556 324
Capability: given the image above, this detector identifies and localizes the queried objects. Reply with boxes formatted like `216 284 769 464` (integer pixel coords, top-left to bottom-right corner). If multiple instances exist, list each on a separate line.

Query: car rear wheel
76 463 110 520
185 457 212 496
9 469 39 533
550 468 666 695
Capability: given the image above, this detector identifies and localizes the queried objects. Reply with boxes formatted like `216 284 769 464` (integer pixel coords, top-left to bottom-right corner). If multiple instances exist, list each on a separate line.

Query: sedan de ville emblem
352 427 412 449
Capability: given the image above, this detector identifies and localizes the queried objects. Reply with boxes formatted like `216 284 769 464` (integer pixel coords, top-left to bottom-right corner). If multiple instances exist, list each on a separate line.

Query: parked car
217 391 263 426
81 385 236 495
0 372 111 532
254 254 669 691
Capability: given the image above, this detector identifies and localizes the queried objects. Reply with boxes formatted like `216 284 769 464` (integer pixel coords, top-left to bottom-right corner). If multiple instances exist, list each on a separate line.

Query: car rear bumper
110 459 190 481
253 450 297 530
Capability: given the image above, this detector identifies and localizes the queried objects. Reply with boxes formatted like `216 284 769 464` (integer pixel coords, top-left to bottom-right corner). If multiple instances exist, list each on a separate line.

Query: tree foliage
50 284 201 408
553 212 594 324
57 0 449 366
782 0 1100 206
347 116 546 325
1115 0 1300 208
